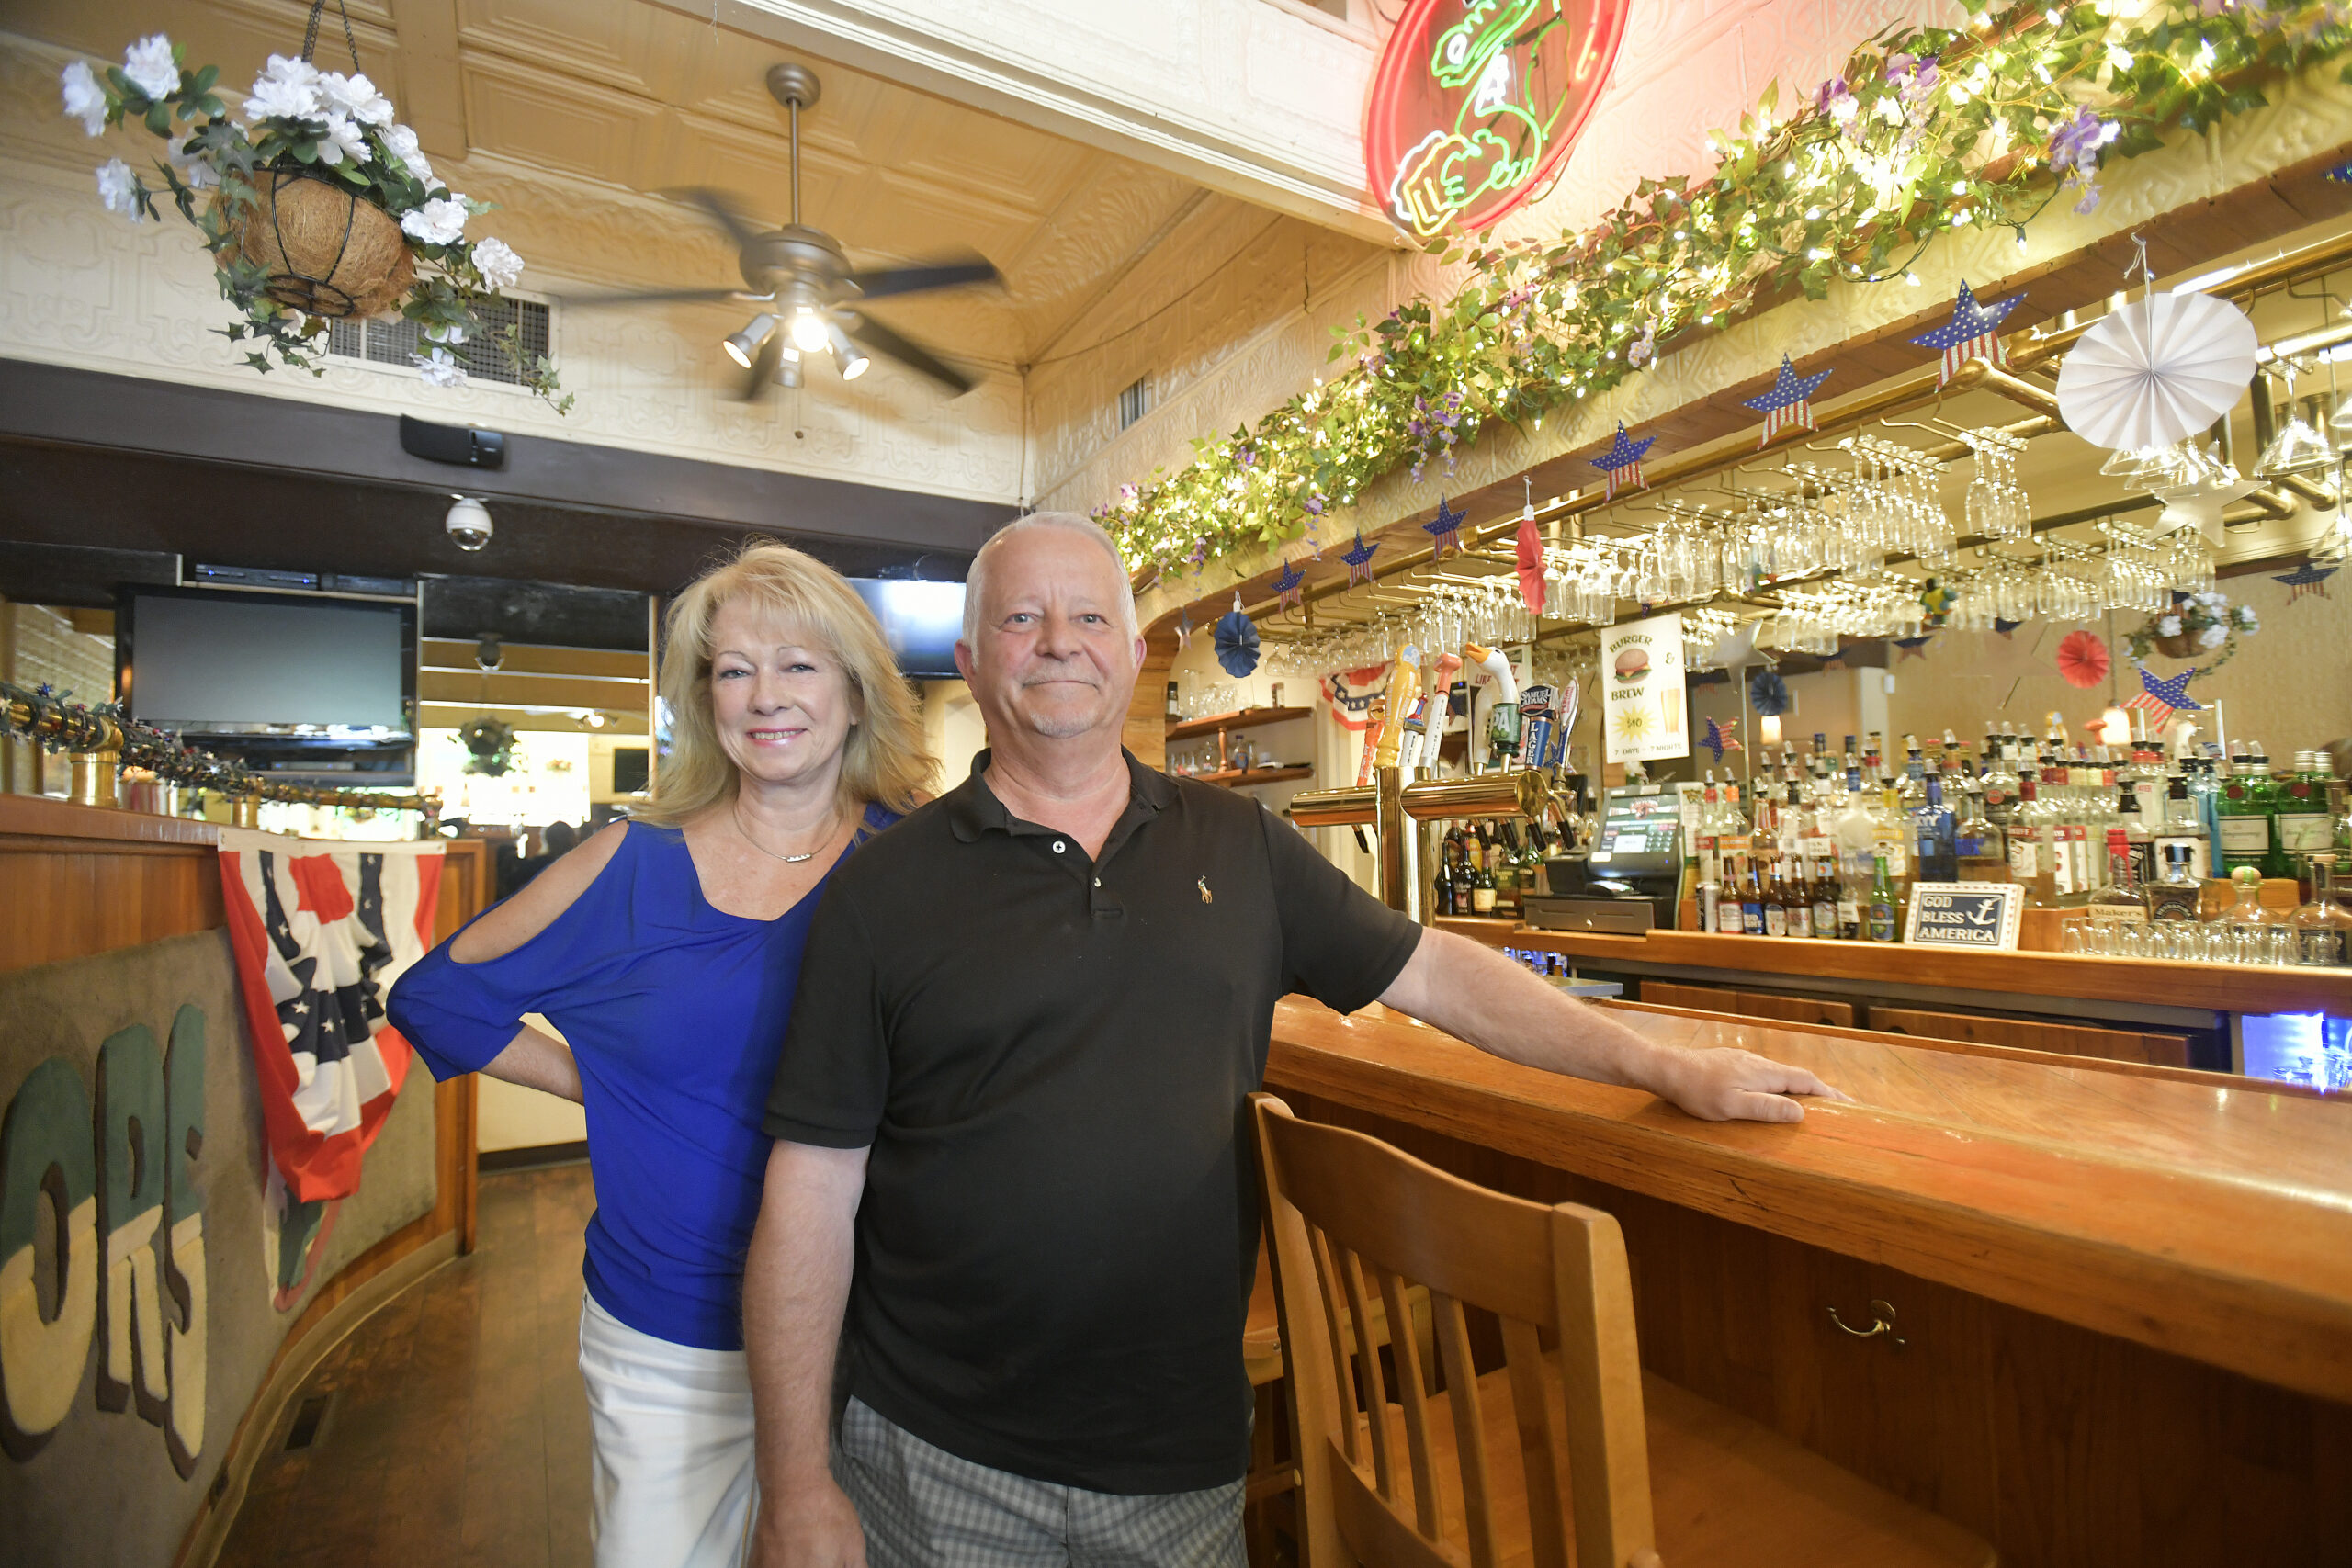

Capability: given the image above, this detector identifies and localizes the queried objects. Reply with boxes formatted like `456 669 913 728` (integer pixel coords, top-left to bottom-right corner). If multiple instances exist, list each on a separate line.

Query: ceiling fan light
827 321 870 380
722 312 777 368
789 308 830 354
776 353 803 389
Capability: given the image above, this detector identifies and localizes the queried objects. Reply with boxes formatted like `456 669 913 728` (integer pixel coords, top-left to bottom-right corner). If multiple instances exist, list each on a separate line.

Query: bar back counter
1265 946 2352 1566
0 797 490 1568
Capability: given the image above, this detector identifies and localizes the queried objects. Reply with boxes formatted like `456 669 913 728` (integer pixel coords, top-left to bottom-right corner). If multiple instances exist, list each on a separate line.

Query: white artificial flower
2197 624 2227 650
381 123 435 184
244 53 322 122
122 34 179 100
400 195 469 246
96 159 142 221
423 321 468 346
320 70 395 127
61 61 107 136
165 132 220 189
413 347 467 388
2155 614 2181 637
471 236 524 291
315 112 371 166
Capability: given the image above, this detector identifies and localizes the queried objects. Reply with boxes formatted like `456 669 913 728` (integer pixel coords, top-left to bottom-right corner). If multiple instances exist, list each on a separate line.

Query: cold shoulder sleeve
387 829 632 1079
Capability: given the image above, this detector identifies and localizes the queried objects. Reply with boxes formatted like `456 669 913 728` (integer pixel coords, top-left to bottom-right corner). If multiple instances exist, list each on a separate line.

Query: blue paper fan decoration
1747 670 1791 716
1214 595 1261 677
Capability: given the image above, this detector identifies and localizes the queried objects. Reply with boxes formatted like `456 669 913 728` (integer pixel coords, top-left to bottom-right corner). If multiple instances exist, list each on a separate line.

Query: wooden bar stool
1250 1095 1996 1568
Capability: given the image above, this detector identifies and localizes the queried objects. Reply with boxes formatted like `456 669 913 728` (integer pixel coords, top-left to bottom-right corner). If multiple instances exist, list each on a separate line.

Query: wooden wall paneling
1284 1097 2351 1568
1638 979 1738 1012
1124 641 1174 771
1874 1006 2192 1068
1734 989 1860 1029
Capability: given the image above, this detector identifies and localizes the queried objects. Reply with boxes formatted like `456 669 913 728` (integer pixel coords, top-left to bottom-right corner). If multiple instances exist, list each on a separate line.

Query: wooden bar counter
1264 997 2352 1568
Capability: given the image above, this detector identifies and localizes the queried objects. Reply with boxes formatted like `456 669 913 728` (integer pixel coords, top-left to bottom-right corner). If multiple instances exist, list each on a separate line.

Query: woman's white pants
578 1292 759 1568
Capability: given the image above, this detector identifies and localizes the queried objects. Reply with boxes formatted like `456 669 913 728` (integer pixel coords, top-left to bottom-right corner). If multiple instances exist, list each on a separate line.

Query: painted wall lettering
0 1006 207 1474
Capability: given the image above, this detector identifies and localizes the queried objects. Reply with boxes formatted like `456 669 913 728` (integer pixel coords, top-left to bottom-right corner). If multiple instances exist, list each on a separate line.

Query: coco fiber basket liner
233 168 414 319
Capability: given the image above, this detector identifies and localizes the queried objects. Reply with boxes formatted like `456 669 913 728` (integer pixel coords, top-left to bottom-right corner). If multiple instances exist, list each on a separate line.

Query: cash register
1524 789 1684 934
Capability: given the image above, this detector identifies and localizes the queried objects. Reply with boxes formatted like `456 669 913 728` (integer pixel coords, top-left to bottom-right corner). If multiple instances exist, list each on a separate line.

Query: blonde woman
390 542 934 1568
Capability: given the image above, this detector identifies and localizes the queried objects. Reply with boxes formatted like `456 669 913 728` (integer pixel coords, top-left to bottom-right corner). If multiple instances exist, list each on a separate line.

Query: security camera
446 495 493 552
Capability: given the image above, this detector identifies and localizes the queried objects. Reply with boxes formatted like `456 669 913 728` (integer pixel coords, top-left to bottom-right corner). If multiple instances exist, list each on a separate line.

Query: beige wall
476 1019 589 1153
920 678 989 793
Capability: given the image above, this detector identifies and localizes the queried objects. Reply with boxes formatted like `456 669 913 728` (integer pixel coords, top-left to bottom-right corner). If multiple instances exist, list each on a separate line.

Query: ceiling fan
571 62 998 399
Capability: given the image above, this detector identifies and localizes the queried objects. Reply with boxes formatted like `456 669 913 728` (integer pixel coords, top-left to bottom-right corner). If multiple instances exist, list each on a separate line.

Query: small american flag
1910 281 2022 387
2124 662 2203 728
1702 716 1743 761
1590 423 1656 502
1742 355 1833 447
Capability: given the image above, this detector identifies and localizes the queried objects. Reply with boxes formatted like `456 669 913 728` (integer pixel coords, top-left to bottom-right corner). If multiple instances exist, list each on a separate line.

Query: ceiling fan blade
663 186 768 251
846 259 1000 299
729 332 784 403
844 315 975 397
561 288 770 309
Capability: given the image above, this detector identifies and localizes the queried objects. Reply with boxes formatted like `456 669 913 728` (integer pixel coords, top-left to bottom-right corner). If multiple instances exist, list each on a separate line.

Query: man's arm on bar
1376 928 1849 1122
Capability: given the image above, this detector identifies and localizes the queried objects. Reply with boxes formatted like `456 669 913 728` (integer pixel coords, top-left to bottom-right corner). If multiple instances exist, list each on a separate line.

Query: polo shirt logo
1197 876 1214 905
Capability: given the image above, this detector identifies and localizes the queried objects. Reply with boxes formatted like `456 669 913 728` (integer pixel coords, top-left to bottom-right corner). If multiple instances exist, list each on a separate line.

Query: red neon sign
1363 0 1631 241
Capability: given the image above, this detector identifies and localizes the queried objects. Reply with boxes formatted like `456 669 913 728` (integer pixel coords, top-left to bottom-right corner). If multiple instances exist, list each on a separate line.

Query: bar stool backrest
1250 1094 1660 1568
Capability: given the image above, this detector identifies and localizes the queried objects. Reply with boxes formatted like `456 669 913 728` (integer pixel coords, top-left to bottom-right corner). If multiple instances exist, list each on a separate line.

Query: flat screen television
849 578 966 681
119 585 414 734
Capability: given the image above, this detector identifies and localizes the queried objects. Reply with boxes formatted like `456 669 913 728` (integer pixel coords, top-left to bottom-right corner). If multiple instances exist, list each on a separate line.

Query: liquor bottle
1808 852 1838 939
2290 855 2352 966
1739 858 1766 937
2008 772 2055 908
1832 765 1872 939
1471 841 1498 915
2111 782 2155 888
1954 776 2007 882
1981 721 2021 829
2154 773 2211 883
1910 775 1960 885
1762 859 1789 937
2276 751 2336 880
1695 772 1724 889
1898 735 1928 809
1165 680 1182 723
1494 822 1522 919
2086 829 2149 925
2216 751 2278 876
1449 829 1475 917
2218 864 2277 926
2188 753 2223 847
1866 853 1899 942
2146 843 2204 922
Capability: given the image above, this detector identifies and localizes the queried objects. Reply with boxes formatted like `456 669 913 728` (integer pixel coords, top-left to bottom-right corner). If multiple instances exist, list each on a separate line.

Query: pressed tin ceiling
4 0 1222 377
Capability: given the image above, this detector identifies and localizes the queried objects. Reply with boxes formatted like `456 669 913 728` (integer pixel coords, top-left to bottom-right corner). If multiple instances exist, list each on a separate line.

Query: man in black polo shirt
745 514 1841 1568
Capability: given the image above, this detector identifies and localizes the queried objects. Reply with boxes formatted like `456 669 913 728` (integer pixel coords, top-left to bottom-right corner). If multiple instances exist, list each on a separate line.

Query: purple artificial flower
2049 106 2120 176
1628 322 1657 368
1898 58 1940 106
1305 494 1325 515
1816 75 1856 121
2072 182 2102 215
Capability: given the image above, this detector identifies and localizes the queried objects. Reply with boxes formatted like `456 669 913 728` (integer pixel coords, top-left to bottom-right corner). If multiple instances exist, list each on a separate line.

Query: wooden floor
220 1164 598 1568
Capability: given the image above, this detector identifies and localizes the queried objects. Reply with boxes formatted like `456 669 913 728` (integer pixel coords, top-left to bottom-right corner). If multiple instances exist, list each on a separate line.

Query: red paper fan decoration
2055 629 2111 689
1515 511 1545 615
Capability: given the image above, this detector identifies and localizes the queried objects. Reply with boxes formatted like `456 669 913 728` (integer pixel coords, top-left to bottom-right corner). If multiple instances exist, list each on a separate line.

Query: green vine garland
1095 0 2352 581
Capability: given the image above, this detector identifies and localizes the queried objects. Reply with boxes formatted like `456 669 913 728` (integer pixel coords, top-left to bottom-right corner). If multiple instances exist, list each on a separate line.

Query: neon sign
1363 0 1631 240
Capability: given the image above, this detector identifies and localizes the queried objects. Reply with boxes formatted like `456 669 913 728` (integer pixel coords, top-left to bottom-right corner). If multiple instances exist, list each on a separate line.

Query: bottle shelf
1193 765 1316 788
1165 705 1313 742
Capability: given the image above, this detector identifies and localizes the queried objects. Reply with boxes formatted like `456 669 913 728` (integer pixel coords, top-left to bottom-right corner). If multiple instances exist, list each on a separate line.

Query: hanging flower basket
233 168 414 318
2149 630 2197 660
60 16 569 410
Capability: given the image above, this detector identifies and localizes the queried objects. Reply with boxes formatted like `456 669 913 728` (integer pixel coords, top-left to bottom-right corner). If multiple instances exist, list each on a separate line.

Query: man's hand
1644 1043 1849 1123
750 1477 867 1568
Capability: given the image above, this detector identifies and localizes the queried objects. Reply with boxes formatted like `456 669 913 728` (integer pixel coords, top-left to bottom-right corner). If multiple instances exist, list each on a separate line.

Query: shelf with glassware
1164 705 1313 742
1163 701 1315 788
1676 727 2350 967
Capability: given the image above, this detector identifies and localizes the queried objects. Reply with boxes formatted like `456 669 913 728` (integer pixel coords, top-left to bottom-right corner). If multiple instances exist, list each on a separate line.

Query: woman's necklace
733 801 841 864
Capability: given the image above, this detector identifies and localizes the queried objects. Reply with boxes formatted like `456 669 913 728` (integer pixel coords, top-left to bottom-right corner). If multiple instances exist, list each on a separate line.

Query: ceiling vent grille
1116 375 1153 432
326 297 550 387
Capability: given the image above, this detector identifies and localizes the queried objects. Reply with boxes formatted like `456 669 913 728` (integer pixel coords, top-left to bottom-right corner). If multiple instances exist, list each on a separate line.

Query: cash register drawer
1524 896 1657 934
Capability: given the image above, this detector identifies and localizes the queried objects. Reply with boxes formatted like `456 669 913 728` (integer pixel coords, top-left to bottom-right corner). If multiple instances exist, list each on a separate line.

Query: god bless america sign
1364 0 1631 240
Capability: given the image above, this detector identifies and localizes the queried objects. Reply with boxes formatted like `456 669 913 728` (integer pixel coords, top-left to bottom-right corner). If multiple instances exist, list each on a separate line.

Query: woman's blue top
388 807 898 1350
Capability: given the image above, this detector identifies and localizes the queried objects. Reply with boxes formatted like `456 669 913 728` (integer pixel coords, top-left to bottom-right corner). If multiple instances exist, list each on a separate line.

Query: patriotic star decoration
2125 661 2204 727
1741 355 1833 447
1701 716 1744 762
2275 561 2337 601
1993 617 2024 639
1341 530 1380 586
1423 495 1467 558
1910 281 2022 386
1893 635 1933 660
1589 423 1657 501
1173 612 1193 651
1272 558 1306 609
